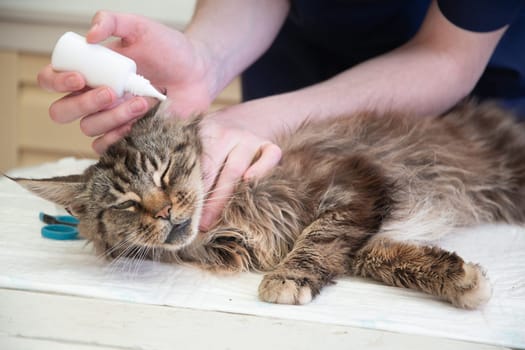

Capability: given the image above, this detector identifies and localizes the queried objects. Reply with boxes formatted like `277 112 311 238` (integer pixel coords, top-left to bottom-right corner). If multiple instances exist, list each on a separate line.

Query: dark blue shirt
242 0 525 118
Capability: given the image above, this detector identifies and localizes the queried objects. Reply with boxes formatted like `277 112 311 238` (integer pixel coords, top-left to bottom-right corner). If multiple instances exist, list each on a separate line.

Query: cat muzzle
165 219 192 244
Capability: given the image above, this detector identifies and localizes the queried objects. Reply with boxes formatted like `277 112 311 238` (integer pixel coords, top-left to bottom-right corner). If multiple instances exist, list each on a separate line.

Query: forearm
216 39 498 141
287 35 498 123
186 0 290 96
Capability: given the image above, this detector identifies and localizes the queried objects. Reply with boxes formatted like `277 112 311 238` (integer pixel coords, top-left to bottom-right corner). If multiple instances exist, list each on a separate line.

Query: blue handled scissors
39 212 80 240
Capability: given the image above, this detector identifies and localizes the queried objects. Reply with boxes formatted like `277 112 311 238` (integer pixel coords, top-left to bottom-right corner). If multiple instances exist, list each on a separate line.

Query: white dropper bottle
51 31 166 101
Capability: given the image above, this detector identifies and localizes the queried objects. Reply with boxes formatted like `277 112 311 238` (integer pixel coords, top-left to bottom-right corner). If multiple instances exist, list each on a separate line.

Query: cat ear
8 174 87 213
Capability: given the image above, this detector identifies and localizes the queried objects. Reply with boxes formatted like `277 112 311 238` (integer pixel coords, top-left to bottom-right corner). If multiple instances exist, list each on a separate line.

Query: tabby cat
13 101 525 309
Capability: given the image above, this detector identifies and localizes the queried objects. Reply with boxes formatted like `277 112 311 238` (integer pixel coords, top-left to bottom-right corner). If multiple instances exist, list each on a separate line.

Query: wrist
184 35 229 102
207 92 302 141
184 0 291 101
184 11 250 104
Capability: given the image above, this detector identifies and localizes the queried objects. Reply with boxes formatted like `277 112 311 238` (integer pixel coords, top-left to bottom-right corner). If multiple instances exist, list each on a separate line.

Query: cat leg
258 216 364 305
259 155 394 304
352 238 492 309
176 230 255 274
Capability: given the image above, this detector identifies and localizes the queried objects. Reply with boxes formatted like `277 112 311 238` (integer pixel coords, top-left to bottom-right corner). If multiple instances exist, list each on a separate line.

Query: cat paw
258 273 313 305
451 263 492 309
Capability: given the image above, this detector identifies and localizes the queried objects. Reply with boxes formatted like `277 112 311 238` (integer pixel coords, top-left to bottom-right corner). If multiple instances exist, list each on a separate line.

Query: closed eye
161 159 173 187
113 200 138 210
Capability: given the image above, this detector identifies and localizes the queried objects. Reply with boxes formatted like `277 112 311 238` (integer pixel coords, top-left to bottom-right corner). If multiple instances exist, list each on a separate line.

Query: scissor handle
39 212 80 240
41 224 79 240
39 212 79 226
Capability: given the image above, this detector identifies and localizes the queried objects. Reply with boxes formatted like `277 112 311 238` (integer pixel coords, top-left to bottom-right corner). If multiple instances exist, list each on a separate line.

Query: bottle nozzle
125 74 167 101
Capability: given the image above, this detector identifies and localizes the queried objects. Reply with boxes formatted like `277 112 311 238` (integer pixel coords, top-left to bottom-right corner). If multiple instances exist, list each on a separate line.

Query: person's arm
308 0 506 118
216 0 507 141
197 0 507 229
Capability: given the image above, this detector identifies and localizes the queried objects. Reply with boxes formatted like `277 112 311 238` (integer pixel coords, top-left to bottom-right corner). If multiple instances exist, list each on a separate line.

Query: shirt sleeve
437 0 525 32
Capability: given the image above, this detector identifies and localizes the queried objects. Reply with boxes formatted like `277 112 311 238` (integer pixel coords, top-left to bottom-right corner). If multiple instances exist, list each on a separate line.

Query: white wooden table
0 288 508 350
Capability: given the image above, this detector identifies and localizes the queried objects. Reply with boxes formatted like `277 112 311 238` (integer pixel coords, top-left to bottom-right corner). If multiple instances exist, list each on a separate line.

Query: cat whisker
201 181 244 197
102 235 136 258
96 241 132 268
102 229 150 276
201 189 243 203
105 243 139 275
106 223 166 278
129 246 147 277
101 230 143 260
201 194 239 204
124 244 148 274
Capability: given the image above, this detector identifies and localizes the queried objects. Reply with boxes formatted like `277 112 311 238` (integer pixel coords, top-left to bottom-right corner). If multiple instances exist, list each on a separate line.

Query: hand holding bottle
52 32 167 101
38 11 219 153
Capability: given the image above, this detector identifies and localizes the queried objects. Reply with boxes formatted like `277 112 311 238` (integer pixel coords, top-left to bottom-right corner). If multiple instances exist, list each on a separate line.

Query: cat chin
160 229 200 252
158 214 201 250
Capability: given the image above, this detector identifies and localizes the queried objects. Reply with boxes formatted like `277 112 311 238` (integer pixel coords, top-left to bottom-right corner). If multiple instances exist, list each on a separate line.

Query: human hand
38 11 218 153
198 112 282 231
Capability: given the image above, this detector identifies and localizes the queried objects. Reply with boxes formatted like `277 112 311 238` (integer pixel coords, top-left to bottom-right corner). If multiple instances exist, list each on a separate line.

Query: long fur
13 101 525 308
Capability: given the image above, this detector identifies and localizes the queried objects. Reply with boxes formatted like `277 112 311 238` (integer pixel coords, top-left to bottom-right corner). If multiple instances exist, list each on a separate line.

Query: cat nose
155 204 172 220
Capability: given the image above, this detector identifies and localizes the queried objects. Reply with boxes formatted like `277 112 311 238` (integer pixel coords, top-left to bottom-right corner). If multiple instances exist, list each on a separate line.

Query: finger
200 156 221 197
49 86 116 123
88 11 142 44
91 122 135 154
199 144 257 231
37 64 85 92
244 143 282 180
199 146 229 209
87 11 116 43
79 97 148 137
199 130 233 194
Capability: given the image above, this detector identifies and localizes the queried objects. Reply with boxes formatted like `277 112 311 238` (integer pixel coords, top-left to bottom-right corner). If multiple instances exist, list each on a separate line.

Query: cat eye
161 159 172 187
113 200 138 210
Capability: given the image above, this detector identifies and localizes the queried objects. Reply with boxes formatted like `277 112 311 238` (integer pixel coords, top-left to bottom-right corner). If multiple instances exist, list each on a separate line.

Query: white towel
1 158 523 348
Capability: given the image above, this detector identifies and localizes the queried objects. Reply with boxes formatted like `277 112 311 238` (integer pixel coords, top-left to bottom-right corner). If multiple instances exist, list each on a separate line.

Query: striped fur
13 101 525 309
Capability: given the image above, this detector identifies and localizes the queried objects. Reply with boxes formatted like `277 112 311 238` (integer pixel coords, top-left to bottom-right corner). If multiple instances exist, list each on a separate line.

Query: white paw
258 274 313 305
453 263 492 309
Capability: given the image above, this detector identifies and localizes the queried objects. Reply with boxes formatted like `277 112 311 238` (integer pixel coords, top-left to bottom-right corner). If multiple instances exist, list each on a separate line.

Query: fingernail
199 214 211 232
66 75 82 90
92 139 105 155
96 88 112 105
129 99 146 114
199 224 210 232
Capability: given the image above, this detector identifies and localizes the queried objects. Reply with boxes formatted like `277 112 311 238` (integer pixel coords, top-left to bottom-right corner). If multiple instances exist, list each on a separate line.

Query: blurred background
0 0 241 172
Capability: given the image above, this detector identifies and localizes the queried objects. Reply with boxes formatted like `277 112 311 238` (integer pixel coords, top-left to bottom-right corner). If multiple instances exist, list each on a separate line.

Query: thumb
87 11 142 44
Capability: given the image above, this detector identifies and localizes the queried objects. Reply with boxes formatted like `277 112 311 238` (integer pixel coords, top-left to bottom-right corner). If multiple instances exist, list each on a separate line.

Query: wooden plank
18 148 95 167
18 53 51 86
0 289 507 350
17 85 96 155
0 51 18 172
0 332 120 350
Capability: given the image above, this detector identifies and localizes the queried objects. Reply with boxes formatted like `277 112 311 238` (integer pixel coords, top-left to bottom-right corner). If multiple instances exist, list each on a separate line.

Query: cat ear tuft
7 174 86 209
153 99 174 120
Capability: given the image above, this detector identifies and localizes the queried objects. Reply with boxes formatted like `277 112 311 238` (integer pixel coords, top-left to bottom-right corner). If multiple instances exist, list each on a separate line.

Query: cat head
12 108 205 257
